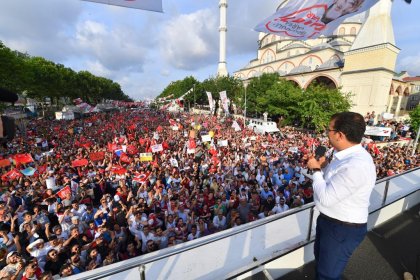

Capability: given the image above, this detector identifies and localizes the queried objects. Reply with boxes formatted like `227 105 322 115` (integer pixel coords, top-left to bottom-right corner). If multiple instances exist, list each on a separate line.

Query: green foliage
245 72 281 116
158 76 198 101
296 84 352 131
246 76 351 131
0 40 132 103
409 105 420 129
157 75 243 111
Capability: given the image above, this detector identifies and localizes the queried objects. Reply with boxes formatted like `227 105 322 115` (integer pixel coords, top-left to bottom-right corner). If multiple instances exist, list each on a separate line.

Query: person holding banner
307 112 376 280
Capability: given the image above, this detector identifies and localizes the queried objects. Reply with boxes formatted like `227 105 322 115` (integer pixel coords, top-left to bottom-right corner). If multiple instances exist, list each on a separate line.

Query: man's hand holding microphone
307 146 328 174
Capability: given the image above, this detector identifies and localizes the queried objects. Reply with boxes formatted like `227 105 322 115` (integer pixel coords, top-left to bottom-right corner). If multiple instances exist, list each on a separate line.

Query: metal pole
244 86 247 121
306 207 315 241
193 84 196 110
382 180 390 206
411 125 420 156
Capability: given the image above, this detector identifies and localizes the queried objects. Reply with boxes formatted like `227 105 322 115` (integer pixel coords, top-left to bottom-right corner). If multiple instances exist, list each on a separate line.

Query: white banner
254 0 377 40
232 121 241 132
288 147 299 153
82 0 163 12
218 140 228 147
151 144 163 153
187 148 196 154
219 91 229 114
382 112 394 120
365 126 392 137
201 135 211 142
206 91 214 112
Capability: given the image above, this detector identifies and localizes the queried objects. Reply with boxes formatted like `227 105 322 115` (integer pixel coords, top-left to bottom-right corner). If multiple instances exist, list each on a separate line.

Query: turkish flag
13 154 34 164
81 142 92 149
162 141 169 150
126 145 138 155
1 169 22 181
188 139 196 149
37 164 48 174
89 152 105 162
0 159 11 168
72 159 89 167
56 186 71 200
133 171 151 183
107 143 120 152
139 138 146 146
111 166 127 175
120 153 132 163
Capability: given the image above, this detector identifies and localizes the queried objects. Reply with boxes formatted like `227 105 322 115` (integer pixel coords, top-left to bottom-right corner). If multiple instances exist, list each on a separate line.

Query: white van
247 118 280 134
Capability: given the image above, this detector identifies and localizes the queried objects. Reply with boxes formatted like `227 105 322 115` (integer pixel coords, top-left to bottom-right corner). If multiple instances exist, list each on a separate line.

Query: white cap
114 195 120 202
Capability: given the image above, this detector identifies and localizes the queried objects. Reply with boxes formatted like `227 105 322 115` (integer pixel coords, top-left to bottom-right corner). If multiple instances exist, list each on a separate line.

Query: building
233 0 416 120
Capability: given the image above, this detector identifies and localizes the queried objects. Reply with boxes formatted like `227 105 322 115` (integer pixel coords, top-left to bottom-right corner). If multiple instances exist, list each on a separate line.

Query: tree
245 72 281 117
0 40 131 104
158 76 198 101
257 78 302 119
409 105 420 131
296 84 352 131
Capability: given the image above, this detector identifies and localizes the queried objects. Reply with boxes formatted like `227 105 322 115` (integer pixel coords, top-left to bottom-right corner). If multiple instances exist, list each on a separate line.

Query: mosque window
339 27 345 36
350 27 356 35
309 57 313 64
287 51 290 57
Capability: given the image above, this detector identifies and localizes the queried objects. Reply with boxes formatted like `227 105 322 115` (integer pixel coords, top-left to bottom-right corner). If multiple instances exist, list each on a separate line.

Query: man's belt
319 213 367 228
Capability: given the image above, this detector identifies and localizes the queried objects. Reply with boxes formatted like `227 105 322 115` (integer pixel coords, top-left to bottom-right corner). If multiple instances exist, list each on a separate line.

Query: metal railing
74 167 420 280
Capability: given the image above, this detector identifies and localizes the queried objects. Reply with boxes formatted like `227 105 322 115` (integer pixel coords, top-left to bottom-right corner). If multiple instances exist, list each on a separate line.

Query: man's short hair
331 112 365 144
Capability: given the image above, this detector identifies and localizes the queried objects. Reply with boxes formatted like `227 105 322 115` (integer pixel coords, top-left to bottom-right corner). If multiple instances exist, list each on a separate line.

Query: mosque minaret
217 0 228 77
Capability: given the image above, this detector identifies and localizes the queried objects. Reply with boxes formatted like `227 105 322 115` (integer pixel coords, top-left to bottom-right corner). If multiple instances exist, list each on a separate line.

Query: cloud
160 9 219 70
0 0 82 61
227 1 279 55
72 19 151 73
397 52 420 76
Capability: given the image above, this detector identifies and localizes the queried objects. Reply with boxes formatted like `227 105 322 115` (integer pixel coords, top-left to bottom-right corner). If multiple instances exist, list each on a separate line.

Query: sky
0 0 418 101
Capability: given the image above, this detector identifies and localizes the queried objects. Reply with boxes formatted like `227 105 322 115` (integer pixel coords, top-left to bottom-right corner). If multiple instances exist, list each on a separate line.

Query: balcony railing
71 167 420 280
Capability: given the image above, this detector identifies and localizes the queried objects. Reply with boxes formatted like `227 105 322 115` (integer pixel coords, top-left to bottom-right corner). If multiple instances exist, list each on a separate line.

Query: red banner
133 171 151 183
37 164 47 174
107 143 121 152
111 165 127 175
89 152 105 162
72 159 89 167
13 154 34 164
56 186 71 200
1 169 22 181
126 145 138 155
188 139 196 149
120 153 132 163
0 159 11 168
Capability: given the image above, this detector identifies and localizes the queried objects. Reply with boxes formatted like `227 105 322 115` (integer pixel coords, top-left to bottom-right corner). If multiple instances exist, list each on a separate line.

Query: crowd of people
0 107 417 279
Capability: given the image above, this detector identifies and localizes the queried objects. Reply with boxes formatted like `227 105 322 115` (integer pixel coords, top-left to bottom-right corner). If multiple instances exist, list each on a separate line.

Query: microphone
308 146 328 174
0 88 19 103
314 145 328 160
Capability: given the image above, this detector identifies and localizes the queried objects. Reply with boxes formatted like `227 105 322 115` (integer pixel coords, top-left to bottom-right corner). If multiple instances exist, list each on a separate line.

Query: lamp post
244 84 247 121
412 125 420 156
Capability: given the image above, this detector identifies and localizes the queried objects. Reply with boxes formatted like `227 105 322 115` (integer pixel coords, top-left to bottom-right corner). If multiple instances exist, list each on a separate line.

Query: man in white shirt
308 112 376 280
271 197 289 214
212 210 227 231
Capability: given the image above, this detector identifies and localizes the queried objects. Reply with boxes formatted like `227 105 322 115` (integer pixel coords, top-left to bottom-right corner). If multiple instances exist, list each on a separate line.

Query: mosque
231 0 419 120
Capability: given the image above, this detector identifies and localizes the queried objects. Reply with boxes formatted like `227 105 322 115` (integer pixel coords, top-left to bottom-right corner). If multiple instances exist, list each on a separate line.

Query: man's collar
334 144 362 160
